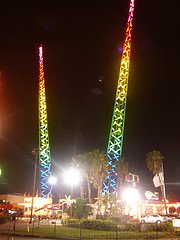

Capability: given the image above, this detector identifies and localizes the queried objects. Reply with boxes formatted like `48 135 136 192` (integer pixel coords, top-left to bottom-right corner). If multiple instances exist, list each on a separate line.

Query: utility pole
161 162 167 214
30 149 38 223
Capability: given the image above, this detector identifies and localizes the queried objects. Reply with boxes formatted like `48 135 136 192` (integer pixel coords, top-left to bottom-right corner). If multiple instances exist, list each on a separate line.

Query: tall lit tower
38 45 51 198
104 0 135 193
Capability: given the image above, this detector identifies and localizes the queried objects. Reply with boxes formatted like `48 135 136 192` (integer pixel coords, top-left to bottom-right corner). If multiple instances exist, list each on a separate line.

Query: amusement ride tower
38 45 51 198
104 0 135 193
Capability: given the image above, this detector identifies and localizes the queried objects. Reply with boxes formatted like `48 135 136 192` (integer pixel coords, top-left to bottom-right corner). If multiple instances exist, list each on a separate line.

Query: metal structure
38 45 51 198
104 0 135 193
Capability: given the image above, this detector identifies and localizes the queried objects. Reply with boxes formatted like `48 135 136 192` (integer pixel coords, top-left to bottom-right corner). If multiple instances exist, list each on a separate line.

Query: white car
140 214 168 224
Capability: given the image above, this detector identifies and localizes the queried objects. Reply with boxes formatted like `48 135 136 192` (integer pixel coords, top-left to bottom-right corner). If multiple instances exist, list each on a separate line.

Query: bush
67 219 174 233
81 220 116 230
72 198 93 219
123 222 141 231
140 222 174 232
67 219 116 230
67 219 80 228
157 222 174 232
0 215 7 225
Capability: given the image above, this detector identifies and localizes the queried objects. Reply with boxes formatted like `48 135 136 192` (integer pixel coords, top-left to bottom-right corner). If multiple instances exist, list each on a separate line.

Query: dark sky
0 0 180 198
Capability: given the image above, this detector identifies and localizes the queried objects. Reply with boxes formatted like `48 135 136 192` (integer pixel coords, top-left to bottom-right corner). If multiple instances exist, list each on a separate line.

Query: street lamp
122 188 140 203
122 188 140 219
63 167 81 218
30 149 38 224
48 176 57 185
63 167 81 197
48 176 57 198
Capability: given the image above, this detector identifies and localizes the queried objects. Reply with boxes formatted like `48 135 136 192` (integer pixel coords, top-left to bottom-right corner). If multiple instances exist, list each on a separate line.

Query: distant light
48 176 57 186
122 188 140 203
118 47 123 53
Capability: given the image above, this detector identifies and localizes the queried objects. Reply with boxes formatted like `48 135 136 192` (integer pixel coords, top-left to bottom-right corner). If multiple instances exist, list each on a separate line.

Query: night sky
0 0 180 198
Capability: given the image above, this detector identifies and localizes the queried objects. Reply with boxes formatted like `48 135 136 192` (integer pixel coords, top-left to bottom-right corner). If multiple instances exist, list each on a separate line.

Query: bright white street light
64 167 81 218
47 176 57 199
48 176 57 186
122 188 140 203
64 168 81 187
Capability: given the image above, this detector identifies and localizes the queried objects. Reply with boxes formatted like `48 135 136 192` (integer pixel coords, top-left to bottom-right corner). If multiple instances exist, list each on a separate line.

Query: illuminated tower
104 0 135 193
38 45 51 198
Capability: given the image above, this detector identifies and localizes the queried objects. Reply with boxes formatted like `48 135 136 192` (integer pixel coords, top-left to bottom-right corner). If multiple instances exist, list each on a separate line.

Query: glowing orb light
122 188 140 203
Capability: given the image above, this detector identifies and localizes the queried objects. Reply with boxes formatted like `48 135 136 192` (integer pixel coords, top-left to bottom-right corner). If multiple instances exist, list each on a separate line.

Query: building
19 196 52 218
0 193 24 204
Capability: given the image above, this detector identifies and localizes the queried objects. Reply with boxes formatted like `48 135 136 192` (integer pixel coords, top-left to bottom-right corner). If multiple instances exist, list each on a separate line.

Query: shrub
140 222 174 232
123 222 141 231
72 198 93 219
67 219 80 228
67 219 116 230
81 220 116 230
157 222 174 232
67 219 174 233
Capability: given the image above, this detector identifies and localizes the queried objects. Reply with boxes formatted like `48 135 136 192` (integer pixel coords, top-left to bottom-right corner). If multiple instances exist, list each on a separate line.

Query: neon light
104 0 135 193
38 45 51 198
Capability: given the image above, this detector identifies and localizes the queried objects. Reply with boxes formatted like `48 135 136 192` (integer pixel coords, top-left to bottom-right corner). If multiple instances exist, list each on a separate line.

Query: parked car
140 214 168 224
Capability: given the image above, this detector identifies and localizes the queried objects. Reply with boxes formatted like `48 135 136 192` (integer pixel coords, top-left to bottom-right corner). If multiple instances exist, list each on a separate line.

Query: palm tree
73 149 109 210
146 150 167 213
72 152 94 203
90 149 109 211
146 150 164 174
116 158 129 199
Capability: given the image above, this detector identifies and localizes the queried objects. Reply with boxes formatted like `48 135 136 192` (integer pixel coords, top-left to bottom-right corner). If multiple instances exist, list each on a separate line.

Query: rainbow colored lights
104 0 135 193
38 45 51 198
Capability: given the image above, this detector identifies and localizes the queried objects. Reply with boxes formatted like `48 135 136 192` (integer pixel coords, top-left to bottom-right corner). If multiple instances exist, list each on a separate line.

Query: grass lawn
14 224 169 239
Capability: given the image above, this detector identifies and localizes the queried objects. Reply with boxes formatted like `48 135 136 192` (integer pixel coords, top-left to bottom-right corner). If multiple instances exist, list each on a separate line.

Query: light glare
48 176 57 185
64 168 81 186
122 188 139 203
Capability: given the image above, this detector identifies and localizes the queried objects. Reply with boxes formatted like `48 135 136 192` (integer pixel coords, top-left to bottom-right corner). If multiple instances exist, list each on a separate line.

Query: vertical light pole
64 167 81 218
30 149 38 223
64 168 81 197
48 176 57 199
161 162 167 214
